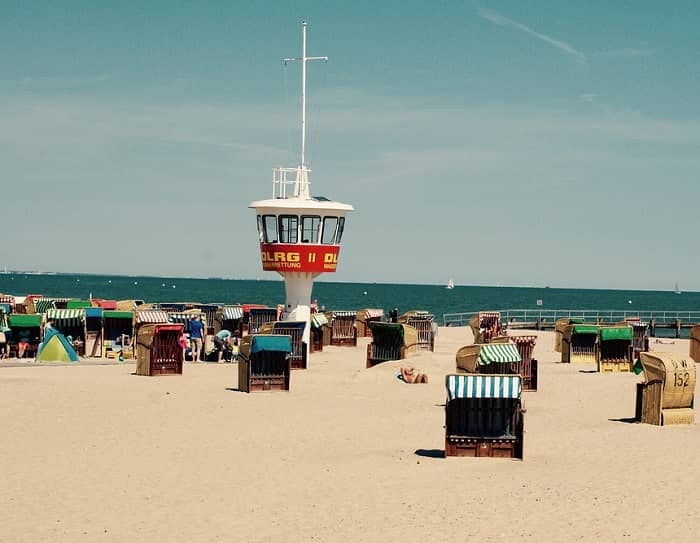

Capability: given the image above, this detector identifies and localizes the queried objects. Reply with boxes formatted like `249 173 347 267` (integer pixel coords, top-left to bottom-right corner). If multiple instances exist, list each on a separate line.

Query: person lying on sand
654 338 676 344
397 367 428 384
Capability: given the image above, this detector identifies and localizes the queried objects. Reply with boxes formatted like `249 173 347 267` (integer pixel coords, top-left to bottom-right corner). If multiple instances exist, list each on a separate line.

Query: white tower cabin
250 21 353 360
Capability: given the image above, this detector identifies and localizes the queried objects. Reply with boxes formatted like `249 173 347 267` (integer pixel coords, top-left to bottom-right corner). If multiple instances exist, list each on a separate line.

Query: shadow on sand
414 449 444 459
608 417 638 424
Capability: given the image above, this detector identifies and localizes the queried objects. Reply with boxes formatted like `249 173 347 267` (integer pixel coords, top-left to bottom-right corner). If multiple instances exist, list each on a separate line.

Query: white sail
446 278 455 289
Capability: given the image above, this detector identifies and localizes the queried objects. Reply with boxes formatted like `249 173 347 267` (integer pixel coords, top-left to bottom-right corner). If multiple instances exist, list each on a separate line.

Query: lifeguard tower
250 22 353 362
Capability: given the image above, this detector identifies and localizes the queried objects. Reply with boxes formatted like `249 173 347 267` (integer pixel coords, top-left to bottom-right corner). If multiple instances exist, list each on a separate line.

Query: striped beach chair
445 374 524 459
597 326 633 373
456 342 522 375
330 310 357 346
46 308 86 356
507 335 538 392
401 311 436 351
310 313 328 353
136 323 184 376
469 312 502 343
217 305 243 335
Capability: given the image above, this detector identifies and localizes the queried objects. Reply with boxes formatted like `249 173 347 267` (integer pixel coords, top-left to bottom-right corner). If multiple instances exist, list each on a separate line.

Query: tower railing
272 166 311 199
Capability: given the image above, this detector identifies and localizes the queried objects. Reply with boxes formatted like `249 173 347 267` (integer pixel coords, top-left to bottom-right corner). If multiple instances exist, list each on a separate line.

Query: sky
1 1 699 290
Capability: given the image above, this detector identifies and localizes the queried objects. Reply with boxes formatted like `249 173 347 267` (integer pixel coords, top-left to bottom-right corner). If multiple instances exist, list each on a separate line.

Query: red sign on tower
259 244 340 273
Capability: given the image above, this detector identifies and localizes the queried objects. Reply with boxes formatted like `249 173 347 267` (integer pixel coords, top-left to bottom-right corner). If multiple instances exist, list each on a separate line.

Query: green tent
36 328 79 363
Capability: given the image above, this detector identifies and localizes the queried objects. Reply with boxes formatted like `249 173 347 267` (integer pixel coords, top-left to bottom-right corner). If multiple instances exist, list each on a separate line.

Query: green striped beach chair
445 374 524 459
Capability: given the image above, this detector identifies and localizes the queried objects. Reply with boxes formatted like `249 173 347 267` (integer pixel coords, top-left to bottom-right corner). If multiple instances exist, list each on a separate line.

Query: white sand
1 327 698 542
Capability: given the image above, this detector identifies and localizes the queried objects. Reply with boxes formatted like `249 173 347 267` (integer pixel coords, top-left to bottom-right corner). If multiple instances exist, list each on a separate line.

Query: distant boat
446 278 455 290
674 282 681 295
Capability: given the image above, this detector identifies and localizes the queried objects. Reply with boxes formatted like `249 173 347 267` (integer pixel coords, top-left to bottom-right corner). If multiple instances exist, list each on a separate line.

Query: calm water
1 273 697 324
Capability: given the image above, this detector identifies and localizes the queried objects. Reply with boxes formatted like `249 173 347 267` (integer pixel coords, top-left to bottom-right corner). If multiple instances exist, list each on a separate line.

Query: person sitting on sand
16 328 33 359
397 366 428 384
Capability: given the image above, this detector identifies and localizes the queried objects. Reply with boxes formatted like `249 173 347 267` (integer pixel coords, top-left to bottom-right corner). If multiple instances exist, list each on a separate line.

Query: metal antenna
283 21 327 197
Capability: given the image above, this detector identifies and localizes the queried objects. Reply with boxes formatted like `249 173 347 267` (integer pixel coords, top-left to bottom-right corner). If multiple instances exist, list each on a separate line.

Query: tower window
301 215 321 243
262 215 278 243
321 217 338 245
278 215 299 243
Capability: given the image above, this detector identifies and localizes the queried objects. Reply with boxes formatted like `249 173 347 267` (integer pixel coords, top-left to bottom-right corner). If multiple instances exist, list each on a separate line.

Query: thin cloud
579 93 598 103
477 7 587 66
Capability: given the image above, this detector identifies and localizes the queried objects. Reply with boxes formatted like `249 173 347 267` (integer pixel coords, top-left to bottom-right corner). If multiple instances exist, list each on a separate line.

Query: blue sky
2 1 699 290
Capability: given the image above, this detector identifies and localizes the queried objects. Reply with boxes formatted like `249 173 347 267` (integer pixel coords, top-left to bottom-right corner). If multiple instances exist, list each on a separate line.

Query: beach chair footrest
445 437 520 459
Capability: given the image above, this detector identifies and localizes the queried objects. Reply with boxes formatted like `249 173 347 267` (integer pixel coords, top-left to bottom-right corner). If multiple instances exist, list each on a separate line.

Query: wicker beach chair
596 325 633 373
46 308 87 356
444 374 524 459
635 352 695 426
102 310 135 359
310 313 328 353
366 322 407 368
400 311 435 351
690 325 700 363
217 306 243 336
630 322 650 359
136 323 184 376
258 320 307 369
561 324 598 364
455 342 522 376
356 308 384 337
554 318 586 352
247 307 279 335
84 307 103 358
7 314 42 359
330 310 357 346
237 334 292 392
469 312 502 343
507 335 538 392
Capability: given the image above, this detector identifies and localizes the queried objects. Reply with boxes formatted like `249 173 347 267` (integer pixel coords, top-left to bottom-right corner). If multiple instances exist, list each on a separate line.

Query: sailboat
674 282 681 295
446 278 455 290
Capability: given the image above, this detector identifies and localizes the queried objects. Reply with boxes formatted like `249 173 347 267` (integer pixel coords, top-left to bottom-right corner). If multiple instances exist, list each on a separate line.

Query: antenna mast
283 21 327 197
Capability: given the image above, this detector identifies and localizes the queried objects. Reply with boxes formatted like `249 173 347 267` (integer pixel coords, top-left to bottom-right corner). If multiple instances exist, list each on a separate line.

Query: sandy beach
1 327 698 543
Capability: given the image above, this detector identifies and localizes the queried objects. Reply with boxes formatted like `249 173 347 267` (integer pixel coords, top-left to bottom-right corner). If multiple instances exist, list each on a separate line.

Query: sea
1 273 697 332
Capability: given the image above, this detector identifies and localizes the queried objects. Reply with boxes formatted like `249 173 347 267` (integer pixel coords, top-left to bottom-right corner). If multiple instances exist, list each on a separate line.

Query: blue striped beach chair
445 374 524 459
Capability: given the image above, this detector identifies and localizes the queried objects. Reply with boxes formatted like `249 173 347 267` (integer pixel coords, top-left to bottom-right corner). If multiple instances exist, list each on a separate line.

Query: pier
443 309 700 338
